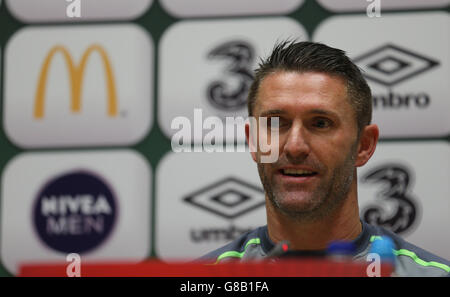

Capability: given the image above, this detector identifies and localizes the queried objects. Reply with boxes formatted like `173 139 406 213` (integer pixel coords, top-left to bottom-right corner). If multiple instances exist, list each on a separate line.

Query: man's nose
283 122 311 162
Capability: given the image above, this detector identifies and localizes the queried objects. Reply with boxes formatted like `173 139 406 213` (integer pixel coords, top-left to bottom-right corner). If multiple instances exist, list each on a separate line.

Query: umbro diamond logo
183 177 265 219
354 44 439 87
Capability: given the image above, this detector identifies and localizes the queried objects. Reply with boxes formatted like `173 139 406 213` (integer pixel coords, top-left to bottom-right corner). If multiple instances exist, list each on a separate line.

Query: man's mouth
280 168 318 178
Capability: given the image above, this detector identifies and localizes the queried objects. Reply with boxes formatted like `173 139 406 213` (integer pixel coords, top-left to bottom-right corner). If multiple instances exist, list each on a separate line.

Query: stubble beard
258 142 358 223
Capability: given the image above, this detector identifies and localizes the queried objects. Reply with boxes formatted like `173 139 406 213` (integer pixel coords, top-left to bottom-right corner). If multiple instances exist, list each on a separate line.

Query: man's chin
271 192 322 215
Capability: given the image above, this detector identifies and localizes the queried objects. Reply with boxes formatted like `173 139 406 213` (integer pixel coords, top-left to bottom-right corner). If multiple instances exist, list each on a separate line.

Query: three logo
361 164 420 234
206 40 255 111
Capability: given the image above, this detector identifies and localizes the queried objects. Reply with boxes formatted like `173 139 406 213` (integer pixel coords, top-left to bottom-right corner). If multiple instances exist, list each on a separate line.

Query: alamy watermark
170 109 280 163
366 253 382 277
367 0 381 18
66 253 81 277
66 0 81 18
63 251 383 277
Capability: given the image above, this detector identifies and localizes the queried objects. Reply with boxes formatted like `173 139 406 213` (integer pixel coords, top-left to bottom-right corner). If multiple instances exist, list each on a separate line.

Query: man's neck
266 185 362 251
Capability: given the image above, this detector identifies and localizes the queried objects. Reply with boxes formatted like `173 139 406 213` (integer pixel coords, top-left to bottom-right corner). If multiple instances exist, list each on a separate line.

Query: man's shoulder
367 223 450 276
197 226 267 263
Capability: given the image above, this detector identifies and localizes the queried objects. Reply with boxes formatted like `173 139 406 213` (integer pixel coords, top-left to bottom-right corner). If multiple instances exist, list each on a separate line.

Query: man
200 41 450 277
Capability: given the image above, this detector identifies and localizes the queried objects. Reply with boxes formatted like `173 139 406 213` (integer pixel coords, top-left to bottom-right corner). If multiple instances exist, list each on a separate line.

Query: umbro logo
183 177 265 219
354 44 439 87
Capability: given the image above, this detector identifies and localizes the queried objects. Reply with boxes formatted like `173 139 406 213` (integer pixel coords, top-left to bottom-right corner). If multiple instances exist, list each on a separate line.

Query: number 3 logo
362 164 419 234
206 40 255 111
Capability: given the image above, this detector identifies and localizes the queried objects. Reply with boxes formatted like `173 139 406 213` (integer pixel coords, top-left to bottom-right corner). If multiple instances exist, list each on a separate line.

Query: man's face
250 71 361 221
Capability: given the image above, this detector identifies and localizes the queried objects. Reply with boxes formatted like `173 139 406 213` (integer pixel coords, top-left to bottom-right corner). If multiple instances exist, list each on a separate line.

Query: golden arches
34 44 118 119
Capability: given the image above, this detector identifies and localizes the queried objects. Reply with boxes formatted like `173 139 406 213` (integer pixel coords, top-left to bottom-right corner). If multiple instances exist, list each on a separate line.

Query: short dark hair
247 40 372 133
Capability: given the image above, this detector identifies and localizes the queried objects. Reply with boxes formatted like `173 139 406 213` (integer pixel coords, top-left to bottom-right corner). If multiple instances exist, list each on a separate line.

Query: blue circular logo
33 171 117 254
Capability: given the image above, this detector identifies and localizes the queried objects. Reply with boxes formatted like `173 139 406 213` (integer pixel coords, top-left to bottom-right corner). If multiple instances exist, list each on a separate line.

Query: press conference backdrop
0 0 448 276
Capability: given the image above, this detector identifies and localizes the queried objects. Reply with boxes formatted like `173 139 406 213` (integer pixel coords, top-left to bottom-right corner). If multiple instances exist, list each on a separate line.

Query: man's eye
313 118 332 129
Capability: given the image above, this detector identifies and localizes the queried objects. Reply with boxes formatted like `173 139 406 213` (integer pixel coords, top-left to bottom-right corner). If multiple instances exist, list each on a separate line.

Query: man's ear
245 121 258 163
355 124 379 167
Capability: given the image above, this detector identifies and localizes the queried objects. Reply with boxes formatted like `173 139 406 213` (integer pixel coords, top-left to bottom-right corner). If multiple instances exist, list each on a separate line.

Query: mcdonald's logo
4 25 153 148
34 44 118 119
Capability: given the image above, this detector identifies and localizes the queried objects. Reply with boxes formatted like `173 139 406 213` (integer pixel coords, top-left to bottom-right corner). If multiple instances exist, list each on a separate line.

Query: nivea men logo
206 40 254 111
33 171 117 254
184 177 264 242
361 164 420 234
354 44 439 109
